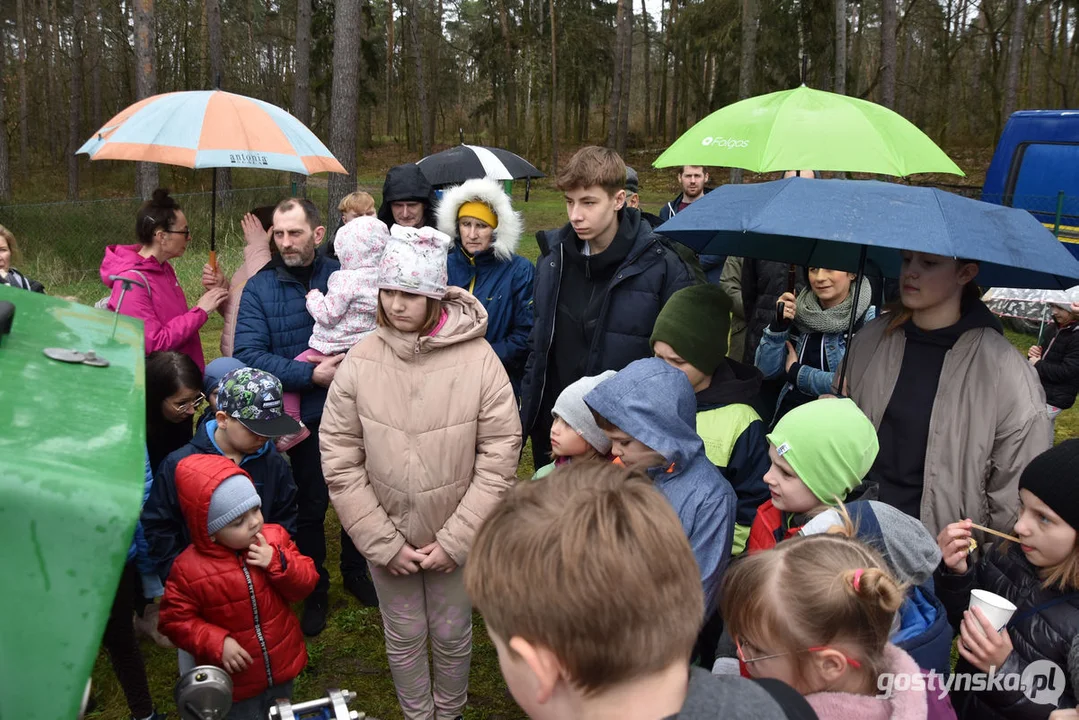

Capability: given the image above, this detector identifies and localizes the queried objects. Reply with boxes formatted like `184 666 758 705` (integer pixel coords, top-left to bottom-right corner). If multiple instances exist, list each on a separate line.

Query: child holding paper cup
935 440 1079 719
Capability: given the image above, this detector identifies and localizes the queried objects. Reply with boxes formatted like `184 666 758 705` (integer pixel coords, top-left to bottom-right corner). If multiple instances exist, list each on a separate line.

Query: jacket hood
174 453 254 554
377 164 437 227
377 286 489 361
799 500 941 585
904 297 1003 346
584 357 703 470
99 244 167 287
435 177 523 262
696 358 764 409
333 216 391 271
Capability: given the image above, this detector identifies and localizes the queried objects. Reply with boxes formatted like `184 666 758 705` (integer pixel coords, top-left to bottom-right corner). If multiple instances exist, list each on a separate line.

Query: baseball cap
217 367 303 438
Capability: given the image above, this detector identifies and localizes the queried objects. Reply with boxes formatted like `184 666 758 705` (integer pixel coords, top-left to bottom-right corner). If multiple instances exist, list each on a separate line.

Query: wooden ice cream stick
969 522 1021 544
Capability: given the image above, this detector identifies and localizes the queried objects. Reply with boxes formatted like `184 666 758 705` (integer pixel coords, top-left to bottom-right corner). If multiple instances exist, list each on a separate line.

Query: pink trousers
368 563 473 720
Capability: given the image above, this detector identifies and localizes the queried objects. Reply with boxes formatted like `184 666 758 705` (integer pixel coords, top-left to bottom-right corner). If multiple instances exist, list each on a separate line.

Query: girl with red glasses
722 533 958 720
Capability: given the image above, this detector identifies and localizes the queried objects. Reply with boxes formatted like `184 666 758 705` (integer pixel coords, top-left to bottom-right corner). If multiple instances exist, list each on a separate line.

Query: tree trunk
409 0 432 155
617 0 633 152
0 24 11 202
658 0 669 139
666 0 679 141
607 0 626 148
1059 0 1070 106
328 0 362 236
16 0 29 176
68 0 85 200
133 0 158 198
386 0 395 136
88 0 103 130
834 0 847 94
732 0 758 184
292 0 312 193
1003 0 1025 119
497 0 519 151
206 0 231 197
550 0 558 173
40 0 55 163
642 0 652 138
881 0 897 107
427 0 442 146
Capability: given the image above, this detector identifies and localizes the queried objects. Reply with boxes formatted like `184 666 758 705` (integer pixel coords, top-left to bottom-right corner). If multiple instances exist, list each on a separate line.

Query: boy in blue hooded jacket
584 357 737 614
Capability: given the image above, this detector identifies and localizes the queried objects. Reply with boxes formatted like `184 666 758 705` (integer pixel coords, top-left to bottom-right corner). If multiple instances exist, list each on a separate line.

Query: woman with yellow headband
436 177 535 394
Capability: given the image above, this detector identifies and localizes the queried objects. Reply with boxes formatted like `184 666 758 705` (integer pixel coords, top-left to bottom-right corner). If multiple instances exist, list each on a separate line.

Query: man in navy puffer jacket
233 198 369 636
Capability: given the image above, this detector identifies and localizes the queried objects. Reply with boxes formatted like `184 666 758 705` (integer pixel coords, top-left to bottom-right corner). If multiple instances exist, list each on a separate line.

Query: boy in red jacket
159 454 317 719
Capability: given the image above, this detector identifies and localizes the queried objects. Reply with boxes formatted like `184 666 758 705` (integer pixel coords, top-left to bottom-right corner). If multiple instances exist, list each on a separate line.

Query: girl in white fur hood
437 177 535 394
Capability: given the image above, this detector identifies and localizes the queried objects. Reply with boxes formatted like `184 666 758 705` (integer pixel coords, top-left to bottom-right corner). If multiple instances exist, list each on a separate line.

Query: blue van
982 110 1079 258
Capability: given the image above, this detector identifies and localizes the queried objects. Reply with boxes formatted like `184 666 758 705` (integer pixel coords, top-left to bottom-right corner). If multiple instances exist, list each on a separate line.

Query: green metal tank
0 285 145 720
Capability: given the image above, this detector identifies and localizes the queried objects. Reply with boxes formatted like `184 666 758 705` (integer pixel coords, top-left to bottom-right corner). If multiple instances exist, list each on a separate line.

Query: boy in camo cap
142 367 302 584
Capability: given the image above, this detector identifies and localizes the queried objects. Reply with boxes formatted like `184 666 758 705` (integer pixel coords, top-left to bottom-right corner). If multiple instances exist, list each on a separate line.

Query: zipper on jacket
533 243 563 428
239 557 274 688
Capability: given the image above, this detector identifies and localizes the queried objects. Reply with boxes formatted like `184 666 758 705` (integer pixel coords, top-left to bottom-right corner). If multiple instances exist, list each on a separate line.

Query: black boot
301 594 328 637
343 571 379 608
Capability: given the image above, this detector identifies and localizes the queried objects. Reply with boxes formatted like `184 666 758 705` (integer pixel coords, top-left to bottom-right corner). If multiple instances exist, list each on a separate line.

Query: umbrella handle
209 250 218 274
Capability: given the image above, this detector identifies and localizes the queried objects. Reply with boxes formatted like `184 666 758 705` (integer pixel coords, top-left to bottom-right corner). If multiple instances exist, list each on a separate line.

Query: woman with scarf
755 267 876 426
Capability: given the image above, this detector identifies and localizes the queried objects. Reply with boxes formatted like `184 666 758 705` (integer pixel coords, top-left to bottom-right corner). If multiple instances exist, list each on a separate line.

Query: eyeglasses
734 636 863 668
166 228 191 237
172 394 207 414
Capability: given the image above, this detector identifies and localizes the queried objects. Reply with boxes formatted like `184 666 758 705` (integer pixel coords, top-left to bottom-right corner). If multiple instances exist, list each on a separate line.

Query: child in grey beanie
533 371 617 480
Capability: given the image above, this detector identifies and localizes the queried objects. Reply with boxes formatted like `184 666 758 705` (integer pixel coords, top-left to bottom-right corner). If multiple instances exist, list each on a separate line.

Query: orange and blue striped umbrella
77 90 347 175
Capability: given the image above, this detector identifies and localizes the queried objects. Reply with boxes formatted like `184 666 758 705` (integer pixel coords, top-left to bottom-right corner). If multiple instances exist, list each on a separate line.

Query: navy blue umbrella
657 177 1079 290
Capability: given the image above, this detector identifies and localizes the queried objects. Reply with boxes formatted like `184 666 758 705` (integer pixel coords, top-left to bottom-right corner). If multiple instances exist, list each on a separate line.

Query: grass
17 176 1074 719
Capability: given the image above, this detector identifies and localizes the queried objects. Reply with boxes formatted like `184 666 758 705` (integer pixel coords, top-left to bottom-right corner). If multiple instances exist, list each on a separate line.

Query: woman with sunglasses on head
722 532 958 720
100 188 229 370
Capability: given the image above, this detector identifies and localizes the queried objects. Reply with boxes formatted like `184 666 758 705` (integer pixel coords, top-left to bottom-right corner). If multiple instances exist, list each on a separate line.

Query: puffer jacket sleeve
755 326 792 380
720 257 745 320
233 278 316 392
436 348 523 564
661 251 697 303
111 277 207 355
131 453 155 574
320 354 406 566
159 561 229 664
262 527 318 603
986 356 1051 533
486 258 535 371
1035 335 1079 386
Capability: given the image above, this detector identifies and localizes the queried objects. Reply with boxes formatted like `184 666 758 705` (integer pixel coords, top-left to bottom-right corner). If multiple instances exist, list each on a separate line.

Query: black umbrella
417 144 545 188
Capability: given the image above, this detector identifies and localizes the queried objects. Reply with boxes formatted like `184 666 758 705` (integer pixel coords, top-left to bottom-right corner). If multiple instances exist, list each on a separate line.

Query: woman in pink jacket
321 226 522 720
99 188 228 369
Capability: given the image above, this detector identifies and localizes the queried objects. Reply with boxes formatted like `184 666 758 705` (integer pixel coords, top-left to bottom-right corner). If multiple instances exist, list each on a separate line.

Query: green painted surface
0 286 145 720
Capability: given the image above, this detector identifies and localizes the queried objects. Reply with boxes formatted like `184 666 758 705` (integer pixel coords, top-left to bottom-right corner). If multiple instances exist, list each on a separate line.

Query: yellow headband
457 201 498 229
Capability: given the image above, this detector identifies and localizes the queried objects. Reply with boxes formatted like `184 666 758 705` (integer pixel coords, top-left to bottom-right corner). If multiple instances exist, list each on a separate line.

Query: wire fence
0 184 385 293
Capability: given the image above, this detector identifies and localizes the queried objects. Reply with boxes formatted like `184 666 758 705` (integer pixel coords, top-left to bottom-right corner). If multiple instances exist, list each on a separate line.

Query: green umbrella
654 85 964 177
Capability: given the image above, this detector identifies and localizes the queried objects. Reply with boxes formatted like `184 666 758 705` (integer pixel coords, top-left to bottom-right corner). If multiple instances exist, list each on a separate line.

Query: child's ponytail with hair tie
842 566 905 615
852 568 864 592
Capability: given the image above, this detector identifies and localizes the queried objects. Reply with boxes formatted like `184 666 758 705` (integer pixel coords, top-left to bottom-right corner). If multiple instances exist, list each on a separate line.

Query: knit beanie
551 371 618 455
1019 439 1079 530
378 224 451 299
766 398 879 505
457 201 499 229
650 284 732 376
207 474 262 536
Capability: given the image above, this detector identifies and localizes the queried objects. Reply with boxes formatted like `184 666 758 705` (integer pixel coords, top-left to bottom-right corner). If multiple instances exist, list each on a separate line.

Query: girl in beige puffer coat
321 224 522 720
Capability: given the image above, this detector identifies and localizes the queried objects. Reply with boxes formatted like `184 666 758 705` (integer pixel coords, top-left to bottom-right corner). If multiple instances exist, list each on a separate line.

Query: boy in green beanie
747 396 879 554
651 283 770 556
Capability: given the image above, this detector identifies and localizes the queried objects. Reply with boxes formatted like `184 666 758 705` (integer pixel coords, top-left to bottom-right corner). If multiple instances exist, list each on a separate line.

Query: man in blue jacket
520 147 696 464
233 198 369 636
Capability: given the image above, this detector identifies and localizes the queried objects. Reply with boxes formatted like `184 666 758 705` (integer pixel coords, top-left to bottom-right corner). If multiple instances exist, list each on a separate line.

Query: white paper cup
968 589 1018 635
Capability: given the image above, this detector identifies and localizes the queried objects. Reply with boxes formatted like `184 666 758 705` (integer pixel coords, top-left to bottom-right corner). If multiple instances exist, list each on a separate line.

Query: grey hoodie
585 358 736 612
665 667 819 720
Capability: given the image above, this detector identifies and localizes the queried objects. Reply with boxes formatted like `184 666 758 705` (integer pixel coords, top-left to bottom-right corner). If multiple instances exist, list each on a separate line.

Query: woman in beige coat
843 251 1050 539
321 225 521 720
